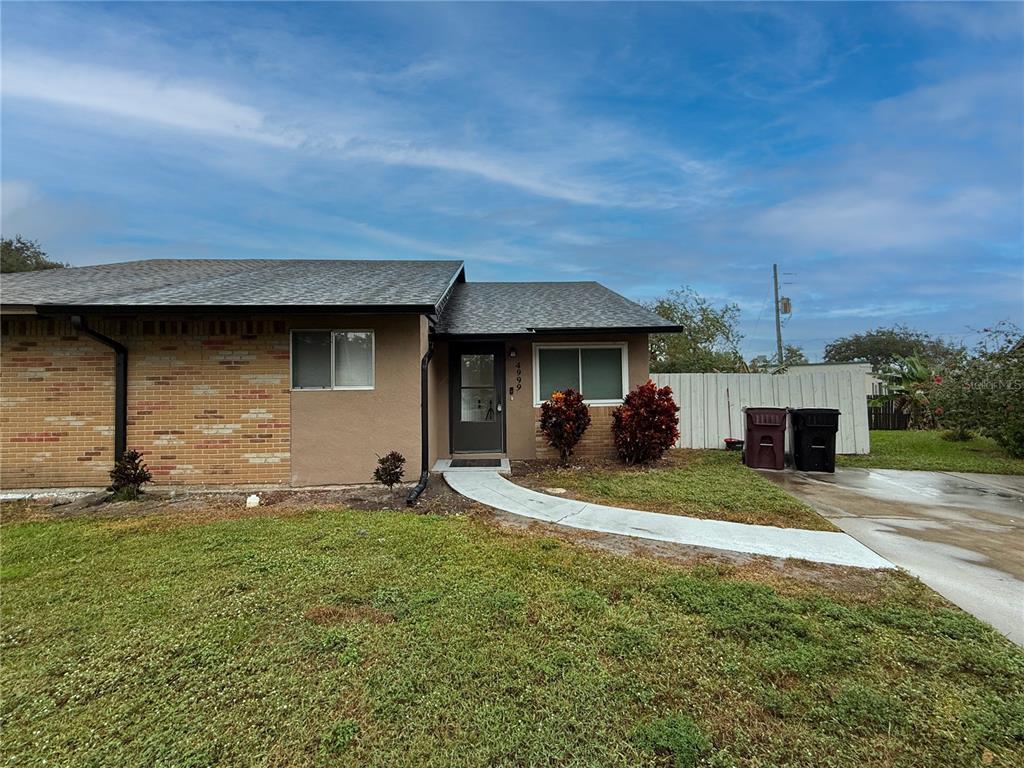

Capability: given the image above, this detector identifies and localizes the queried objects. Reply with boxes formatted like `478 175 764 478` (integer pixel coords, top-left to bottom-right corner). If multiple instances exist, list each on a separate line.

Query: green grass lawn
837 431 1024 475
516 449 834 530
4 507 1022 767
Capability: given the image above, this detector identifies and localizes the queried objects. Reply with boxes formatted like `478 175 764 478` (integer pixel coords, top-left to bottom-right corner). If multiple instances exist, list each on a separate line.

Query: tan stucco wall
504 334 648 460
290 314 424 486
430 334 648 461
428 341 450 463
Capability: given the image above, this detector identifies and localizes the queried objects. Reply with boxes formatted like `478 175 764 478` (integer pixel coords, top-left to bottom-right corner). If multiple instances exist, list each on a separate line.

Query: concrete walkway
444 470 892 570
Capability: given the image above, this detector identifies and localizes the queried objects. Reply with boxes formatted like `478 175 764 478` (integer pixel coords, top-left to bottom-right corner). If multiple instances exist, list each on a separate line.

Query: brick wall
127 317 291 485
534 404 617 462
1 318 116 486
1 316 291 488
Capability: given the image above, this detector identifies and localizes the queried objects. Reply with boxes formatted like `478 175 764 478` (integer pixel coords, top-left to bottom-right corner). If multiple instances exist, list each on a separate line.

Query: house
0 259 679 490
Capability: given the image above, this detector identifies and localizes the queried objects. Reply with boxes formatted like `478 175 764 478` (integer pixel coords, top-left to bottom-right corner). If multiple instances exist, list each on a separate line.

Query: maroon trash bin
742 407 787 470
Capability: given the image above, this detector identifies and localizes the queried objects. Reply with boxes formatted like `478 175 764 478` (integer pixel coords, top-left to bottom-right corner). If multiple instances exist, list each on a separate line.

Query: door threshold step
432 458 511 474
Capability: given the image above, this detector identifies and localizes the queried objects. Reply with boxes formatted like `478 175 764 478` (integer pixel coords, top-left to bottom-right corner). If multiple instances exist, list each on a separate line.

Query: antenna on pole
773 263 784 366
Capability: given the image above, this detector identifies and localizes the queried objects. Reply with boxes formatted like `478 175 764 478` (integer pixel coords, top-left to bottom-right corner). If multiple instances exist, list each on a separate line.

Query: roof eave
24 303 438 315
432 324 685 339
0 304 40 316
528 325 685 334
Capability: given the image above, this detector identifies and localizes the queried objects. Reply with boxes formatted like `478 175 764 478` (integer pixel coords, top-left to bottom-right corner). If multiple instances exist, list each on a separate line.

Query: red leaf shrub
539 389 592 466
612 380 680 465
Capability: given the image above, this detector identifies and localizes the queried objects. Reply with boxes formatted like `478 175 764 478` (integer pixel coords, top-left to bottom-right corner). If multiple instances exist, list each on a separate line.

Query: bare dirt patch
305 604 395 625
1 475 478 527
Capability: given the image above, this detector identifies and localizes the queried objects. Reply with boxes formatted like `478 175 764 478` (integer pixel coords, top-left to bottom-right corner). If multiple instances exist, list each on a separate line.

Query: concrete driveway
764 468 1024 645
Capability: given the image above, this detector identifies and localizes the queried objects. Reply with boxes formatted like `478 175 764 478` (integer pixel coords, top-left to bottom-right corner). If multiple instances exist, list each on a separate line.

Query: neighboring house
783 362 880 397
0 259 678 488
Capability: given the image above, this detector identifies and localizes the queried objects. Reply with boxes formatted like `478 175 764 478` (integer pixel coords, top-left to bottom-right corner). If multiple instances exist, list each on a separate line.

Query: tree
873 355 940 430
1 236 65 273
932 323 1024 456
824 325 962 371
647 287 744 373
783 344 808 365
748 345 807 372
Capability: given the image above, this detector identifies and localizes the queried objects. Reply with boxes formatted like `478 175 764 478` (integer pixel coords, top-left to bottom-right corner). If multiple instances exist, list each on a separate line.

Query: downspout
406 341 435 506
70 315 127 461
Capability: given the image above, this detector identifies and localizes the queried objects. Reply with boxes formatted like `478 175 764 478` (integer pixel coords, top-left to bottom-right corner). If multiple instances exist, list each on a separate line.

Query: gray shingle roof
435 282 678 336
1 259 465 309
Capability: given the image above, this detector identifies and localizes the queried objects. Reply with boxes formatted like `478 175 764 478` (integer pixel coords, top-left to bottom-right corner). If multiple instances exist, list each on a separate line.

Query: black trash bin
790 408 841 472
742 407 788 470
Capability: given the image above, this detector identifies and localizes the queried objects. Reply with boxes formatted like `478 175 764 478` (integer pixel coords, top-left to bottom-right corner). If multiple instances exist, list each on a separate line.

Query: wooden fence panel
652 371 869 454
867 397 909 430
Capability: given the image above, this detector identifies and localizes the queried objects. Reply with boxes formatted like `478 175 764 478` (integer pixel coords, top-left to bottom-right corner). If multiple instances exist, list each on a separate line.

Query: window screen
538 348 580 400
292 331 331 388
292 330 375 389
581 348 623 400
334 331 374 388
537 346 624 402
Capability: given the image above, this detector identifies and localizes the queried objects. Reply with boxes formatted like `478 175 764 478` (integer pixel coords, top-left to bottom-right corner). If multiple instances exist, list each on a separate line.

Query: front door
450 345 505 453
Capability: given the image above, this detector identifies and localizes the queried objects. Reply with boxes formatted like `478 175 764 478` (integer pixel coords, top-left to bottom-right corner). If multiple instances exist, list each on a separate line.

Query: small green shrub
634 714 711 768
108 449 152 500
539 388 591 466
941 427 973 442
373 451 406 488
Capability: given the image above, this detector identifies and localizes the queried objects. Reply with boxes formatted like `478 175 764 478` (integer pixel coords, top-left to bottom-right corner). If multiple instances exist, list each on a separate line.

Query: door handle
497 404 503 412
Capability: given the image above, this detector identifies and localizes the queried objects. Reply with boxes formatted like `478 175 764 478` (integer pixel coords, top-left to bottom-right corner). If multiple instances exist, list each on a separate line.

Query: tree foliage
1 235 65 273
873 355 941 430
749 345 808 372
931 323 1024 457
824 325 962 371
647 287 744 373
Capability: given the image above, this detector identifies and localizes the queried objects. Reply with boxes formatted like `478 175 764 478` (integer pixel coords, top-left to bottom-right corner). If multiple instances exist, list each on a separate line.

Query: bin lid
744 407 787 427
791 408 841 428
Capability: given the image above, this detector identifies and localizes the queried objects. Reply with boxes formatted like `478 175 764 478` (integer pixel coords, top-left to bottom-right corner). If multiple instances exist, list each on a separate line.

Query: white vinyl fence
651 372 870 454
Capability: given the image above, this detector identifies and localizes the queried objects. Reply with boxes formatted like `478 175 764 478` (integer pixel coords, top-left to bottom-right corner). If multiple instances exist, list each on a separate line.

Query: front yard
514 449 834 530
837 430 1024 475
3 504 1022 767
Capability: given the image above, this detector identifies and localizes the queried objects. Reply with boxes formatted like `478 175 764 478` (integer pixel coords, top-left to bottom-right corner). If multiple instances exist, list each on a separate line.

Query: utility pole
773 263 784 366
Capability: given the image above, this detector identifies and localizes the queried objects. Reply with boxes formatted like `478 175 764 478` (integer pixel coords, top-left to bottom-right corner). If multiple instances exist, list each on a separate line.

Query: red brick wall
535 404 617 462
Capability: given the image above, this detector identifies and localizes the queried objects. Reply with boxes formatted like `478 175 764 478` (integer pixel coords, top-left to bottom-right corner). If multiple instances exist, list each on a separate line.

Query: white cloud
1 180 110 247
1 53 298 147
873 69 1021 135
1 50 734 211
900 2 1024 42
749 182 1001 252
816 301 951 320
1 180 40 219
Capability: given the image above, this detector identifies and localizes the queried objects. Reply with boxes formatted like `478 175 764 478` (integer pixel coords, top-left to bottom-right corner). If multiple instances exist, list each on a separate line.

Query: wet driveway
762 468 1024 645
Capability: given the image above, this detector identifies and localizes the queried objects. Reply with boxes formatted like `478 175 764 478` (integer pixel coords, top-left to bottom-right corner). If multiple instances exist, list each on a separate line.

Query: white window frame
532 342 628 406
290 329 375 391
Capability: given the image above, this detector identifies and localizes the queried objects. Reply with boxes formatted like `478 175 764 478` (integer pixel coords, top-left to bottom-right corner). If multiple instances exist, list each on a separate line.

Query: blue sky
2 2 1021 360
